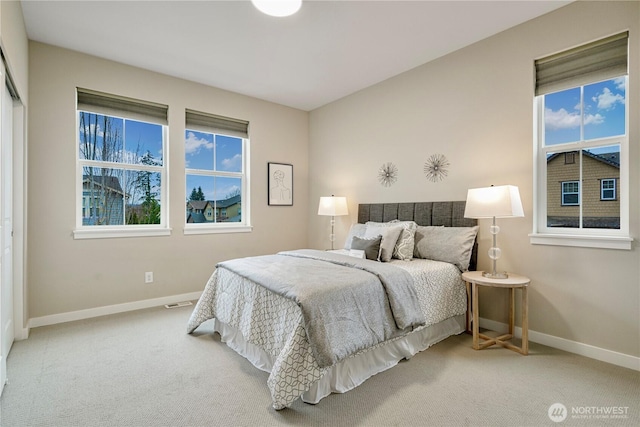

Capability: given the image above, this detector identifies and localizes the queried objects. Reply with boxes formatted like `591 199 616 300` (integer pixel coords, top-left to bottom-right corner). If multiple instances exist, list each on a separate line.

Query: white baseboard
16 328 29 341
28 291 202 329
1 355 5 397
480 318 640 372
15 327 29 341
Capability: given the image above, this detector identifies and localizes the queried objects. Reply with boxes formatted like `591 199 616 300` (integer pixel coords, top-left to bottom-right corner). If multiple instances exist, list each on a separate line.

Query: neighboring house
215 195 241 222
186 212 206 224
186 195 241 223
82 174 126 225
186 200 214 221
546 151 620 229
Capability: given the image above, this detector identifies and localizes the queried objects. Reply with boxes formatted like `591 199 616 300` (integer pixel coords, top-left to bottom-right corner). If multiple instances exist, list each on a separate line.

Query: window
75 88 169 239
564 152 575 164
601 179 616 201
561 181 579 206
532 32 631 249
184 109 251 234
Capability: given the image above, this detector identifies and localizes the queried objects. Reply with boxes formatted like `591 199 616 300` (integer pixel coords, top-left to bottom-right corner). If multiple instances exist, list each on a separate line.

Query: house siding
547 153 620 228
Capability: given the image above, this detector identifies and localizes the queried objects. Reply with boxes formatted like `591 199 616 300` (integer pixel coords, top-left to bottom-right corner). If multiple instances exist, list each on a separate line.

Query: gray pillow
343 223 367 250
413 226 479 271
413 225 443 258
351 235 382 261
363 224 403 262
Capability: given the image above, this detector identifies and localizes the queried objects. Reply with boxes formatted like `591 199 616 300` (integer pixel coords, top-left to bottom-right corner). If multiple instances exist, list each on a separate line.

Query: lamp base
482 271 509 279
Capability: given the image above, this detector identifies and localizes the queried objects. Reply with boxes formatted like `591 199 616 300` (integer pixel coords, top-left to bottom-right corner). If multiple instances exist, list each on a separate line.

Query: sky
185 131 243 201
78 114 163 164
125 120 163 163
78 114 243 203
544 77 626 153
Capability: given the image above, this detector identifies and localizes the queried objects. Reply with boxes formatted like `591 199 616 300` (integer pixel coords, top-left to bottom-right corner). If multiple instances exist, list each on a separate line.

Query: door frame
12 100 26 341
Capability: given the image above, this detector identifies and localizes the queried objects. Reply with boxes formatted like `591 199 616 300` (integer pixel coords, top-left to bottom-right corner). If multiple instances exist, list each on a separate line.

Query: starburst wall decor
378 162 398 187
424 154 450 182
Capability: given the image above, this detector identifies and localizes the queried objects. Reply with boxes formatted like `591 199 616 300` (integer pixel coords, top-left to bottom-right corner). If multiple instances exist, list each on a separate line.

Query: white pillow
343 223 367 250
364 224 403 262
413 226 479 271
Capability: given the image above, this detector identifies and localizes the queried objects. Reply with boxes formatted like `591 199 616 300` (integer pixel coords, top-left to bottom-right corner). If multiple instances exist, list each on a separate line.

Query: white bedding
187 253 467 409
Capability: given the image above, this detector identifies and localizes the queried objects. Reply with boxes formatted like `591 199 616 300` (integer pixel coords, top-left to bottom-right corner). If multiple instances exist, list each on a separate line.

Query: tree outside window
78 110 165 227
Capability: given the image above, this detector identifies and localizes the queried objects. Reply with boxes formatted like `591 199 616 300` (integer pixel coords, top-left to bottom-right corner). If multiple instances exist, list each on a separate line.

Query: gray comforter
216 249 425 368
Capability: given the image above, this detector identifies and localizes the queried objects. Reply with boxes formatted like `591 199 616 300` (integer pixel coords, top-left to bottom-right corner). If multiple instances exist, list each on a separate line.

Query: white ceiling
20 0 571 111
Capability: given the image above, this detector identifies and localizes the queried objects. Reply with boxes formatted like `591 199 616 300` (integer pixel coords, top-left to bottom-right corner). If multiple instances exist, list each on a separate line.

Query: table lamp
464 185 524 279
318 195 348 250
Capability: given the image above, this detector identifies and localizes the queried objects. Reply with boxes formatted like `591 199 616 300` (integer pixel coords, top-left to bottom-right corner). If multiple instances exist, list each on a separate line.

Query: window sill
529 233 633 250
74 227 172 240
184 224 253 235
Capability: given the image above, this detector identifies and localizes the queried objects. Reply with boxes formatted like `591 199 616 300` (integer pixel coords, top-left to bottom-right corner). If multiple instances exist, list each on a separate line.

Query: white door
0 63 14 395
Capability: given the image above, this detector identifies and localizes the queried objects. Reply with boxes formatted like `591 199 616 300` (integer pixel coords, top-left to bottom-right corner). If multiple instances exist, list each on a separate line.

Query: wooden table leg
521 286 529 355
508 287 514 336
472 282 479 350
465 281 472 333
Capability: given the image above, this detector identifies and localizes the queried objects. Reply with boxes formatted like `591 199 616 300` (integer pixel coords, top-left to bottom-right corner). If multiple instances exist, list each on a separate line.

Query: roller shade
535 32 628 96
185 109 249 138
77 88 168 126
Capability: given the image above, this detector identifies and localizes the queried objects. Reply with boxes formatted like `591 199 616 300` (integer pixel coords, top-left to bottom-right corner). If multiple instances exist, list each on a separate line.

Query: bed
187 201 478 409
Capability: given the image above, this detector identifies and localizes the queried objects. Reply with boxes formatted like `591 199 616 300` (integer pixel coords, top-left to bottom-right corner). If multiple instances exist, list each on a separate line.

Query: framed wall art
268 162 293 206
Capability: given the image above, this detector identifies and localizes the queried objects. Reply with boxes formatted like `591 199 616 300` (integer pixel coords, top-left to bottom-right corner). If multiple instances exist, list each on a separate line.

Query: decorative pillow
363 224 403 262
366 221 417 260
343 223 367 250
389 220 418 260
413 226 479 271
350 236 382 261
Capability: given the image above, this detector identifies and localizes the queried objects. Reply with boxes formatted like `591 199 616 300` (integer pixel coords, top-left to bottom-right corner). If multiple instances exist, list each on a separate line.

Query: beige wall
309 1 639 357
1 0 29 99
28 42 309 318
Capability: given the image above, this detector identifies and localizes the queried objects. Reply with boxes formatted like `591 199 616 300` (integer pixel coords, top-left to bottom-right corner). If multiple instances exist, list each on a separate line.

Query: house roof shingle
547 151 619 168
83 174 124 193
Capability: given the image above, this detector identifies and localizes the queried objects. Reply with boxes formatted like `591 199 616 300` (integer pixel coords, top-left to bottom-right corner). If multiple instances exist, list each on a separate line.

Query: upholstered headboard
357 201 478 271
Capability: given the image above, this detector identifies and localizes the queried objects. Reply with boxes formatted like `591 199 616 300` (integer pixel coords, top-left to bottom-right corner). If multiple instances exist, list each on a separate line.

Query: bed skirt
211 314 465 406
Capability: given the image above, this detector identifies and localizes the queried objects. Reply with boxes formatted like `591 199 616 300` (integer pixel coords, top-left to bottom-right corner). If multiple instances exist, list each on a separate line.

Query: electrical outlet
145 272 154 283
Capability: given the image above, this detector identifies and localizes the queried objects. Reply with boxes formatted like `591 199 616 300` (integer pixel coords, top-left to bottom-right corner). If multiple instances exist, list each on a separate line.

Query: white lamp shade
318 196 349 216
251 0 302 17
464 185 524 218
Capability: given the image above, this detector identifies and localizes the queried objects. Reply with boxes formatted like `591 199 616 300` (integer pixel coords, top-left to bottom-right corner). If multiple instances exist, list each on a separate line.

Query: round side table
462 270 531 355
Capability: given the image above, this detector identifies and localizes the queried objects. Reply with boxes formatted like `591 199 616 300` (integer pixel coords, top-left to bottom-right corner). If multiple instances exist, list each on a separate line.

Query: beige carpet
1 304 638 427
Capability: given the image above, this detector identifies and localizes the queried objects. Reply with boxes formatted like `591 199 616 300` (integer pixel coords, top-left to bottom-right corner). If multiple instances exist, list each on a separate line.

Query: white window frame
531 32 632 250
561 181 580 206
601 179 616 201
74 91 171 240
183 111 251 235
531 83 631 250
